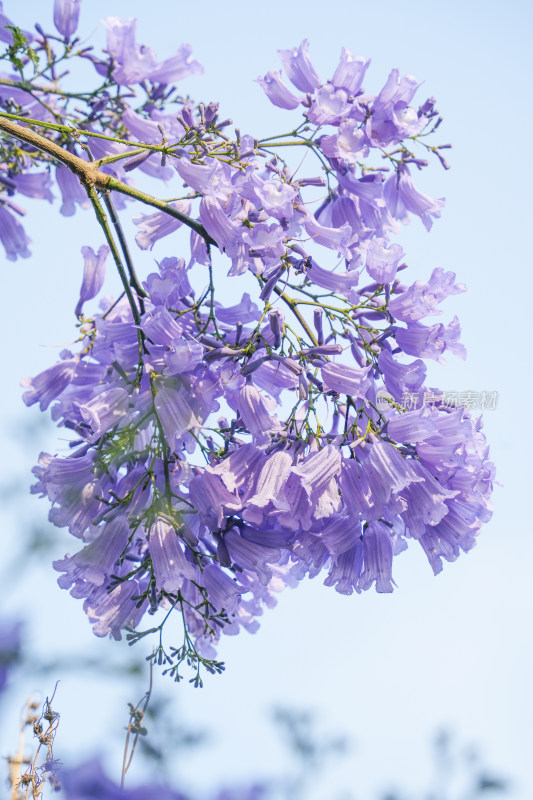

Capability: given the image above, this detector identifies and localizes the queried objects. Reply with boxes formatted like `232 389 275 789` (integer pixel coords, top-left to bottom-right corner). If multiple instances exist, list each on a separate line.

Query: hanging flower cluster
1 0 493 680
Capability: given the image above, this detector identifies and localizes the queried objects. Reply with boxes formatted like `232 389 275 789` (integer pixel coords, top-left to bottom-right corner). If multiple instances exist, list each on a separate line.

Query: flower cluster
2 0 493 678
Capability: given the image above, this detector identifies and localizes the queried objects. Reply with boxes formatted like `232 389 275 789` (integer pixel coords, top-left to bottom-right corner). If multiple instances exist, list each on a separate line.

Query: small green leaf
3 26 39 73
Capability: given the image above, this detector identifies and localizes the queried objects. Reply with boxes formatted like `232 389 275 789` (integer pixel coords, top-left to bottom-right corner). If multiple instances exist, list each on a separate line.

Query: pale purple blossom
87 578 148 640
385 165 445 230
53 516 130 594
378 348 427 399
358 521 394 592
256 70 303 109
389 268 466 322
12 172 54 202
320 121 369 162
365 239 403 283
321 362 372 398
103 17 202 86
278 40 320 93
75 244 109 316
53 0 81 40
134 201 192 250
0 205 30 260
332 48 370 94
55 164 91 217
308 85 350 126
21 358 78 411
149 518 198 592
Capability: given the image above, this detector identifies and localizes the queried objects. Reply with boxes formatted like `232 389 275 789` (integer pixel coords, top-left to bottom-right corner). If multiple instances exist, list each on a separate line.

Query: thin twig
121 660 154 789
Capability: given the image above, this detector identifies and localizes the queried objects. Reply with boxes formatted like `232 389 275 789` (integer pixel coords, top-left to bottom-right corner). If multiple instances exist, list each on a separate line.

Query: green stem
258 139 314 148
85 185 145 379
102 190 147 304
85 185 141 325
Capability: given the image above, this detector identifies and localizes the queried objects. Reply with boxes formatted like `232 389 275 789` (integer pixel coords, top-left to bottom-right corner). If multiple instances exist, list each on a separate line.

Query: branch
0 114 215 245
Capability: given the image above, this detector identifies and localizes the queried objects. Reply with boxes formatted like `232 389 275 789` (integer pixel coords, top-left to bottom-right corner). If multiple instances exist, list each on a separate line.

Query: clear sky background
1 0 532 798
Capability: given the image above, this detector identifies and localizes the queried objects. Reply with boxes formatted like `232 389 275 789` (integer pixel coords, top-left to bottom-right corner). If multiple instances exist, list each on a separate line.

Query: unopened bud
269 309 283 349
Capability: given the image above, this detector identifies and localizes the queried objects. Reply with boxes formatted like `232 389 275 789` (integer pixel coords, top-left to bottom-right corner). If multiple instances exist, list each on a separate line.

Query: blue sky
1 0 532 797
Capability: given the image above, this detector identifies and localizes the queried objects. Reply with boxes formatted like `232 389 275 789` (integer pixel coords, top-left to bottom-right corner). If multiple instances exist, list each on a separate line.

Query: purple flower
153 378 203 448
75 386 130 443
367 69 422 146
318 514 361 557
53 0 81 40
174 158 231 199
338 171 386 211
365 239 403 283
387 408 438 443
215 293 259 325
55 164 91 217
199 196 244 256
75 244 109 316
332 48 370 94
149 518 198 592
134 200 192 250
378 348 426 399
252 176 297 220
303 212 352 258
400 460 459 538
242 450 293 526
324 542 364 595
12 172 54 202
0 205 30 261
394 321 448 361
103 18 202 86
307 85 350 126
165 341 204 374
308 261 360 293
441 315 467 360
53 515 130 595
278 40 320 93
32 451 110 538
87 578 148 640
389 268 465 323
148 43 203 85
190 469 243 530
243 222 286 262
384 165 445 230
320 121 369 162
144 257 192 306
283 444 343 528
376 68 420 111
419 502 480 575
359 521 394 592
340 443 422 523
256 70 303 109
321 362 372 398
224 527 281 586
122 104 164 142
238 382 280 442
21 357 78 411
